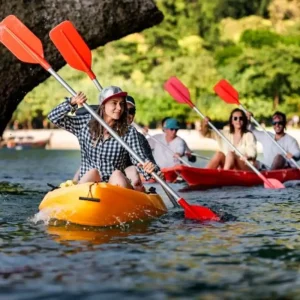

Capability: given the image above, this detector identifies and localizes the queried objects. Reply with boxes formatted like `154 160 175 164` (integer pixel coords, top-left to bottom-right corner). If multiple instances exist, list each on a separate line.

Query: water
0 150 300 299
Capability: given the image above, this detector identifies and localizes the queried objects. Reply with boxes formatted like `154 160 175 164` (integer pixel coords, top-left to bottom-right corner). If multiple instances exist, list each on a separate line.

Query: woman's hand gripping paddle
214 79 300 171
164 77 285 189
46 20 217 221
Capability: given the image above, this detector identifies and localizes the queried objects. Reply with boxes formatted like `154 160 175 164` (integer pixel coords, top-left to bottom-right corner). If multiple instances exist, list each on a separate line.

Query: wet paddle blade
178 199 220 221
214 79 240 105
264 178 285 189
0 15 49 69
50 21 95 79
164 77 194 108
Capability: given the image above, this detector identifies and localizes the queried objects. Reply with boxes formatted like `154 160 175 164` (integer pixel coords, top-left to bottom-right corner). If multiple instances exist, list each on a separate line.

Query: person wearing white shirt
247 111 300 170
148 118 187 168
201 108 257 170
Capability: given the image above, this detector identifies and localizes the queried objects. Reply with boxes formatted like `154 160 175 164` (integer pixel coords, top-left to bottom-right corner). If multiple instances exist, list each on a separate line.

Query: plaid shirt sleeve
126 126 159 180
48 99 90 136
138 133 160 172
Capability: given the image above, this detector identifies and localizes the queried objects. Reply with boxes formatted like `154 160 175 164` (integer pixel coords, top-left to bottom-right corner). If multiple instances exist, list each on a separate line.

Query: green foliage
240 29 280 48
218 44 300 112
215 0 272 19
215 45 243 65
14 0 300 126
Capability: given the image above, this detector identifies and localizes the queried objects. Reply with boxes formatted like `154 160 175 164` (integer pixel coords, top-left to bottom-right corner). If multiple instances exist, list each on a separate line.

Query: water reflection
0 150 300 299
47 222 151 245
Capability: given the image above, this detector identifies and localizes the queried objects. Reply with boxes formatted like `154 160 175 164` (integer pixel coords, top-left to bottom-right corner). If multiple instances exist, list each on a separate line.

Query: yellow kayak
39 182 167 227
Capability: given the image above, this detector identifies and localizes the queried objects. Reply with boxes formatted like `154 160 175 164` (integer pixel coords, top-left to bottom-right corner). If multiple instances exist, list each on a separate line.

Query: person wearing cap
148 118 188 168
72 95 161 189
123 96 162 190
161 117 196 163
48 86 158 187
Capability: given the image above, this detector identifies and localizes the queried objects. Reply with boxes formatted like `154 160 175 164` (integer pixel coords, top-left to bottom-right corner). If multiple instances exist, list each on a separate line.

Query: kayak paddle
132 123 192 167
49 22 192 166
214 79 300 171
48 21 220 220
0 15 219 221
48 22 194 191
164 76 285 189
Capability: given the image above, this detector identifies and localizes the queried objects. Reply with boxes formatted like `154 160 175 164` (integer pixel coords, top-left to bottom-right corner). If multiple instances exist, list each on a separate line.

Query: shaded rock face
0 0 163 135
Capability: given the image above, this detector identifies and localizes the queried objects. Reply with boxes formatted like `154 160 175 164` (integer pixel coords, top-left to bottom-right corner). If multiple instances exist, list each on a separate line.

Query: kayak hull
39 182 167 227
170 165 300 188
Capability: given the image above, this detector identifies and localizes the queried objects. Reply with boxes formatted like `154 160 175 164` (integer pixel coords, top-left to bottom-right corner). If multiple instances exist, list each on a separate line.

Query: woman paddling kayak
72 94 161 191
201 108 257 170
48 86 158 187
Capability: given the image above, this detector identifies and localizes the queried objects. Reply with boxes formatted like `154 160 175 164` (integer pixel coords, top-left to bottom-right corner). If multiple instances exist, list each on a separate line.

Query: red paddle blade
178 199 220 222
214 79 240 105
0 15 50 70
264 178 285 189
50 21 95 79
164 77 194 108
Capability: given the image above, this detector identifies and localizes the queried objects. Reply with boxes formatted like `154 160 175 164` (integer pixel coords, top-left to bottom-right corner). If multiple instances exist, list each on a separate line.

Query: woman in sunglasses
247 111 300 170
201 108 257 170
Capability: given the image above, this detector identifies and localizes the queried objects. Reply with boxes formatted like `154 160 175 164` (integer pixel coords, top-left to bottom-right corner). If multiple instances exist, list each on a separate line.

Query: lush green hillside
15 0 300 127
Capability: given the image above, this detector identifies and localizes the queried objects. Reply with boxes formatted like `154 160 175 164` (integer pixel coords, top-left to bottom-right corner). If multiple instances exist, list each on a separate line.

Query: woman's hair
89 100 128 141
229 108 248 134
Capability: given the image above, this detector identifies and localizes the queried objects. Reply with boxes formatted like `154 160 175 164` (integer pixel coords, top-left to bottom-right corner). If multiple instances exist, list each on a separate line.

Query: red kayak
141 167 179 183
163 165 300 188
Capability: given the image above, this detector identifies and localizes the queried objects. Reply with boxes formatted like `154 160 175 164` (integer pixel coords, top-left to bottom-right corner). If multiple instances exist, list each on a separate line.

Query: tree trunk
273 92 279 109
0 0 163 135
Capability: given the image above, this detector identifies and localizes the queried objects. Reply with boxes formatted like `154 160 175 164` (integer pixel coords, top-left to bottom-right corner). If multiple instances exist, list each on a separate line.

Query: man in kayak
247 111 300 170
148 118 191 168
161 117 196 163
201 109 257 170
123 95 162 190
48 86 158 188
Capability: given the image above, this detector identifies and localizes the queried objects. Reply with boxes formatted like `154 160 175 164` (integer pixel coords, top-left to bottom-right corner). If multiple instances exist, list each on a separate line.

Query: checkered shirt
124 132 158 168
48 100 156 182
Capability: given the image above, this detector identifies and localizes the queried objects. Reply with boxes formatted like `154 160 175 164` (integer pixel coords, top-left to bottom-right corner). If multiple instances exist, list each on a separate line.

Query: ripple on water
0 150 300 299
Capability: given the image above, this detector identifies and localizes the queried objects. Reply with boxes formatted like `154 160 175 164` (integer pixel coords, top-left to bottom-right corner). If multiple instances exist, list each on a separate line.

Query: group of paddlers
48 86 300 192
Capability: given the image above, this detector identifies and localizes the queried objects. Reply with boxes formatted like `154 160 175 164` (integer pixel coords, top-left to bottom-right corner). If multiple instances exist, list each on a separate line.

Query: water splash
30 209 52 225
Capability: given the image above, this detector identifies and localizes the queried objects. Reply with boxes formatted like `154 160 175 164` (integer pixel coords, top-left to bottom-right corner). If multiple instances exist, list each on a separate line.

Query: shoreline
3 128 300 151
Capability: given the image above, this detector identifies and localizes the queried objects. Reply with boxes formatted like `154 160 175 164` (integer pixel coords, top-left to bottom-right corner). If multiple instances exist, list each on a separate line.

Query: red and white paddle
50 21 196 170
164 76 285 189
0 15 219 222
214 79 300 171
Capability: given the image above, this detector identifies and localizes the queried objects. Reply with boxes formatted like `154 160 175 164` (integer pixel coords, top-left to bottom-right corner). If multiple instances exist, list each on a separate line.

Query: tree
0 0 163 135
218 44 300 114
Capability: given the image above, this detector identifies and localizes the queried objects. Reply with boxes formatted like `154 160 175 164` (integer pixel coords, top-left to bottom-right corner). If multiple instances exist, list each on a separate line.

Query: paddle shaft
239 105 300 170
192 106 277 188
191 153 210 160
47 74 181 207
92 78 190 167
133 123 192 167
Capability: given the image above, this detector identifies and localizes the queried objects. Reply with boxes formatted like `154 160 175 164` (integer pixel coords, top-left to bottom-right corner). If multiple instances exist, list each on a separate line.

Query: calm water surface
0 149 300 299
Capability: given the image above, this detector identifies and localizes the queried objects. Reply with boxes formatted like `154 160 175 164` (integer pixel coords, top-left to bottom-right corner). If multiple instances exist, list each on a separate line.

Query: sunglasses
233 116 243 121
128 107 136 115
168 128 178 131
272 121 284 126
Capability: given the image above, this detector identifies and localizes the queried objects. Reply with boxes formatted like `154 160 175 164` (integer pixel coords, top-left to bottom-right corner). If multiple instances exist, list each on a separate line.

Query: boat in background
141 167 179 184
163 165 300 189
0 136 50 150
